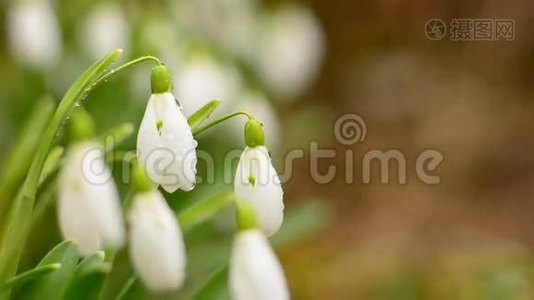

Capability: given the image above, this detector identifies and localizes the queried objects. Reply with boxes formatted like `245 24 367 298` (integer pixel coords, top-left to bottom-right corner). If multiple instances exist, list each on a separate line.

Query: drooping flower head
58 109 125 256
234 118 284 236
128 162 187 292
229 201 290 300
137 64 198 193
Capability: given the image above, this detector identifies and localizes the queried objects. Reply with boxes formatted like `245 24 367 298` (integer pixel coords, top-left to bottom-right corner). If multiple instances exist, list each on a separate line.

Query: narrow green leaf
16 240 79 300
38 146 64 186
0 97 55 218
0 264 60 292
113 276 136 300
178 192 234 231
99 122 135 150
64 252 110 300
271 200 333 248
192 265 229 300
77 251 106 276
0 49 122 299
188 99 221 129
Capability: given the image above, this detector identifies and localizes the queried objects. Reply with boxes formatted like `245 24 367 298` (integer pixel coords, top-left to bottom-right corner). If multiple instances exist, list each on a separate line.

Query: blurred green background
2 0 534 299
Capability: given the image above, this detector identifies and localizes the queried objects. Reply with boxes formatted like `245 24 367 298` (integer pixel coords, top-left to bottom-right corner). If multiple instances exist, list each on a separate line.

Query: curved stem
192 111 253 136
89 55 162 92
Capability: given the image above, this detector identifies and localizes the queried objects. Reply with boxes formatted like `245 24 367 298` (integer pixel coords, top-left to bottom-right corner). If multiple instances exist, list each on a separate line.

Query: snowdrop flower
7 0 62 70
229 203 289 300
174 55 241 116
79 2 130 60
128 165 186 292
137 65 198 193
58 110 124 256
234 119 284 236
257 5 325 100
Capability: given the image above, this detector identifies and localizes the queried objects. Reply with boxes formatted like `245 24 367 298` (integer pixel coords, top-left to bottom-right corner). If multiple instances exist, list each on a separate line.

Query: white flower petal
58 143 101 256
137 93 198 193
129 190 186 292
80 145 125 249
229 230 289 300
234 146 284 236
160 93 197 192
137 95 161 167
58 142 125 256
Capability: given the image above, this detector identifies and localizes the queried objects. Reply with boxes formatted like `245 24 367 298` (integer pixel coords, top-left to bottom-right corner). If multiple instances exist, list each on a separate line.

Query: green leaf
271 200 333 248
0 49 122 299
64 252 110 300
188 99 221 129
0 97 55 219
192 265 229 300
99 122 135 151
178 192 234 231
113 276 136 300
16 241 79 300
38 146 64 186
0 264 60 292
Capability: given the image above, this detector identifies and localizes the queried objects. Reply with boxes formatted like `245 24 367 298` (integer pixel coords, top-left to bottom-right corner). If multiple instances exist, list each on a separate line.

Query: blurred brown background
2 0 534 299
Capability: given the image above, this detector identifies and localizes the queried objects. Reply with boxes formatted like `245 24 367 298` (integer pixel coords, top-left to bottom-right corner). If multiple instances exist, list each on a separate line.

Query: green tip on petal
244 118 265 147
132 159 153 194
236 199 257 231
70 108 95 142
151 64 172 94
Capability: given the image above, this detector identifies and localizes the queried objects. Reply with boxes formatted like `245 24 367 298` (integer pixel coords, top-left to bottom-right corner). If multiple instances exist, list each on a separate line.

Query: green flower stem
192 111 253 136
90 55 162 91
0 50 123 297
113 276 136 300
178 192 235 231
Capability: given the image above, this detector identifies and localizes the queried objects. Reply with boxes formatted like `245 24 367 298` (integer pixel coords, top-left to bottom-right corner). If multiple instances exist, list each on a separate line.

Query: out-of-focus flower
229 229 290 300
79 2 130 60
137 65 197 193
58 111 125 256
129 188 186 292
256 5 325 100
137 16 183 65
173 54 241 116
7 0 62 70
234 119 284 236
